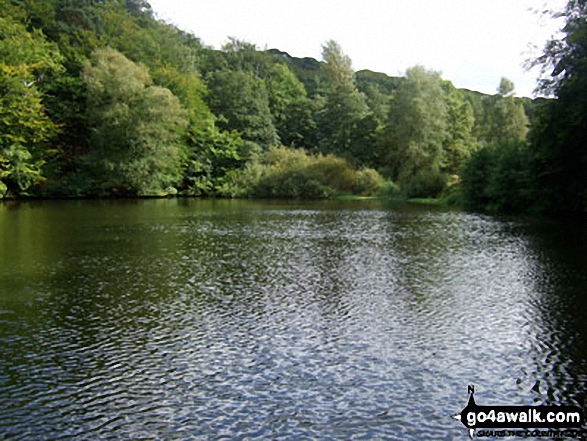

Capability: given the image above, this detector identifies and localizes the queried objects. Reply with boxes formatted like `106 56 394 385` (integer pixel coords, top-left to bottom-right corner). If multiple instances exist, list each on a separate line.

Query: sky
147 0 567 97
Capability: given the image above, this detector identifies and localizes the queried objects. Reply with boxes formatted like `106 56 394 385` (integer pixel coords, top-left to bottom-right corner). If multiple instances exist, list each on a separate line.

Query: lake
1 199 586 440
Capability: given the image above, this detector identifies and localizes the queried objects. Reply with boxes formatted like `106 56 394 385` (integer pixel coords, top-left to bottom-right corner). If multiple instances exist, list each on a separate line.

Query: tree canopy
0 6 64 196
81 47 187 195
462 0 587 213
3 0 568 210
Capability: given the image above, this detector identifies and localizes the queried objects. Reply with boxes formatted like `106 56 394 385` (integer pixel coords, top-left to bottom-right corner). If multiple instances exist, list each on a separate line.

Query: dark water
1 199 587 440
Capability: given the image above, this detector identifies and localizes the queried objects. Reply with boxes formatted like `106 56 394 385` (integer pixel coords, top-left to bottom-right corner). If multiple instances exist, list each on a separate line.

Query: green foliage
221 38 274 76
316 41 371 158
308 155 356 192
1 0 572 207
442 81 477 174
467 80 529 147
441 183 464 206
265 63 315 147
0 11 63 196
379 67 479 199
266 49 324 98
316 83 370 156
381 66 448 185
528 0 587 212
489 79 529 144
461 141 535 213
461 85 530 148
402 169 448 199
379 180 401 199
81 47 188 195
461 2 585 213
51 0 104 57
182 125 245 196
244 147 334 199
12 0 55 30
205 69 279 150
100 1 201 74
321 40 355 88
124 0 153 18
356 70 403 126
498 77 515 96
356 70 404 96
152 65 214 136
240 146 384 199
347 112 381 166
532 0 587 97
0 144 45 196
354 168 387 196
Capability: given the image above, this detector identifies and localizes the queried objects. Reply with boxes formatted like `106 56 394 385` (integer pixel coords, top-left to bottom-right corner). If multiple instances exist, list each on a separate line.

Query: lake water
1 199 586 440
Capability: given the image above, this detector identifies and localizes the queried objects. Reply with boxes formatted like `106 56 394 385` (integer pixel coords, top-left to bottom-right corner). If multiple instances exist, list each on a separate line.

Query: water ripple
1 200 586 439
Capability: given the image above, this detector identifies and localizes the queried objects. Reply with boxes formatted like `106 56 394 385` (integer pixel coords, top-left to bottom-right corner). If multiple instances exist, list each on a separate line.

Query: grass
336 193 381 201
407 197 447 205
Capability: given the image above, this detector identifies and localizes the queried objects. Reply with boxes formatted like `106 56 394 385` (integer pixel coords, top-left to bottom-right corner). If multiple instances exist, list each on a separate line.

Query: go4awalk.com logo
454 386 585 438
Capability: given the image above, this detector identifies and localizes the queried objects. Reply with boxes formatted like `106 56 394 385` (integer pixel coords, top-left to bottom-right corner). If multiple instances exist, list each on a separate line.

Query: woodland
1 0 586 213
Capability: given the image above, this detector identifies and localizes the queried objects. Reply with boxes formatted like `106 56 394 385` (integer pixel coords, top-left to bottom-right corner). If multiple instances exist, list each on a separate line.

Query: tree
265 63 315 148
221 38 273 77
50 0 103 54
460 0 587 214
358 80 393 127
181 125 245 196
316 40 370 157
488 78 529 144
0 10 64 197
498 77 515 96
205 69 279 150
124 0 153 19
152 64 251 195
381 66 448 190
99 1 201 75
81 47 188 195
321 40 355 88
461 140 535 213
442 81 477 174
526 0 587 211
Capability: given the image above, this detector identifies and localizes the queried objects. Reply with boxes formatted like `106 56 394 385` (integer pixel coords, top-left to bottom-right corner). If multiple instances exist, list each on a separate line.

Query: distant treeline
1 0 585 213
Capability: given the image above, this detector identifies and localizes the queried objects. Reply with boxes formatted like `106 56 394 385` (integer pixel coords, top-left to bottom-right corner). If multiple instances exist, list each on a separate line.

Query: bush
214 170 249 198
308 155 356 192
239 146 385 199
402 169 448 198
441 184 464 206
380 180 401 199
354 168 386 196
249 170 335 199
461 141 535 212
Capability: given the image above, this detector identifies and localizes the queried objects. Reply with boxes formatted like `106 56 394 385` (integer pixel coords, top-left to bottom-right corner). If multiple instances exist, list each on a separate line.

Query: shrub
354 168 386 196
461 141 535 212
239 146 385 199
309 155 356 191
441 184 464 206
402 169 448 198
380 180 401 199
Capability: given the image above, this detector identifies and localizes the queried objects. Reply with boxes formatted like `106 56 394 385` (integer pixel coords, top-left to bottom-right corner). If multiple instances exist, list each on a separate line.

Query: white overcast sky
148 0 567 97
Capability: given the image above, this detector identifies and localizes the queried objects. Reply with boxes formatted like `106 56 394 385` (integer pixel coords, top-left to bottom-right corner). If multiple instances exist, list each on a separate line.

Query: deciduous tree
266 63 315 148
489 78 529 144
316 40 370 157
381 66 448 187
0 10 63 196
205 69 279 150
82 47 187 195
529 0 587 211
442 81 477 174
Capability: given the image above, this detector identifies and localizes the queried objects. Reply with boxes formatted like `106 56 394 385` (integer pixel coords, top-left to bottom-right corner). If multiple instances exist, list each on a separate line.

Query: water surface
1 199 586 440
